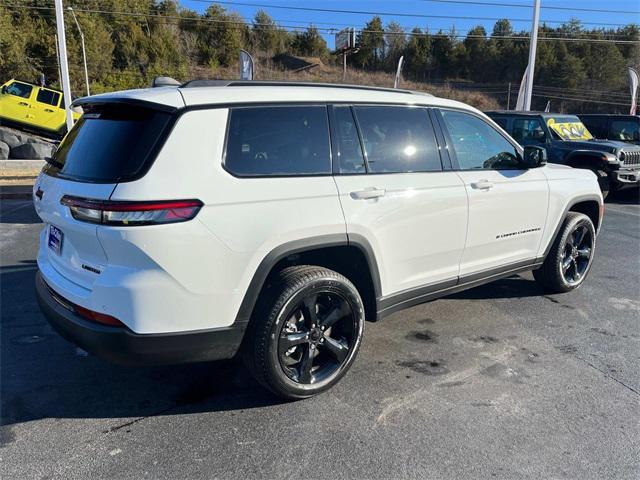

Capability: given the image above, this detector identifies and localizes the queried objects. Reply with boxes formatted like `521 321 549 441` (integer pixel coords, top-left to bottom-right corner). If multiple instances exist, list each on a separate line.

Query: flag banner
629 67 638 115
394 56 404 89
240 50 254 81
515 65 529 111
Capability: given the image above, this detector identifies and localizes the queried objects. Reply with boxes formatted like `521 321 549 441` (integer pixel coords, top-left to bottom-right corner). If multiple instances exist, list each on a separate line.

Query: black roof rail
179 79 432 96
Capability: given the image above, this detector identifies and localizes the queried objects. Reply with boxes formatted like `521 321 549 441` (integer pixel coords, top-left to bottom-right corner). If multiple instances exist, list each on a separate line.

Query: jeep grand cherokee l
34 81 603 399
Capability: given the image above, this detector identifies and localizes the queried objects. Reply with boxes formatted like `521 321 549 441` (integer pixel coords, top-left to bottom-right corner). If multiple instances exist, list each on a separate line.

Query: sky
180 0 640 49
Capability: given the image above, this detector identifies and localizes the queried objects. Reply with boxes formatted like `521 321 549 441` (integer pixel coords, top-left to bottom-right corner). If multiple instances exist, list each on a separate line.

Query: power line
187 0 633 27
531 93 631 106
2 2 637 44
417 0 640 15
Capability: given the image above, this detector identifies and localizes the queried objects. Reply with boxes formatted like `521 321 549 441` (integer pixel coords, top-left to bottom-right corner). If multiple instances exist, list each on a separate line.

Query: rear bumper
35 271 245 366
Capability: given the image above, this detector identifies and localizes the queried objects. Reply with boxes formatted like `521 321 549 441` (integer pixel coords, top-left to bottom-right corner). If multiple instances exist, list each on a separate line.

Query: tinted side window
225 106 330 176
6 82 33 98
332 106 366 174
36 89 61 107
353 106 441 173
512 118 546 144
441 110 520 170
610 119 639 142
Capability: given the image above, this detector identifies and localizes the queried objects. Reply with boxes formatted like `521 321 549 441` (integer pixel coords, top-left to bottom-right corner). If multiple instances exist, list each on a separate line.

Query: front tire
244 266 365 400
533 212 596 293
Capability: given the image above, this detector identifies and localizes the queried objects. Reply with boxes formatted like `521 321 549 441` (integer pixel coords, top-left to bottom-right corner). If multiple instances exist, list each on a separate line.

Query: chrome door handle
350 187 386 200
470 179 494 190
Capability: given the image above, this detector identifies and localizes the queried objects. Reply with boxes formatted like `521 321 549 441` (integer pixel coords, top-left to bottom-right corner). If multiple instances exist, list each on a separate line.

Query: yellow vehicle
0 79 81 137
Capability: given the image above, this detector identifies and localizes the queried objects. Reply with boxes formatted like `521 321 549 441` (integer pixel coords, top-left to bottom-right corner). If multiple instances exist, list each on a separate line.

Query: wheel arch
539 195 603 261
234 234 382 328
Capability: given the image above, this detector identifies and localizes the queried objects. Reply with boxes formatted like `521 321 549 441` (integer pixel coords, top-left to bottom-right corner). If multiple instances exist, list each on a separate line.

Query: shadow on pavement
447 274 544 301
0 265 281 431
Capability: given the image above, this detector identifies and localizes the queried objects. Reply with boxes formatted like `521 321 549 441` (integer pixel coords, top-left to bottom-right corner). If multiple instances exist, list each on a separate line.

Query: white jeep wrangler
34 81 603 399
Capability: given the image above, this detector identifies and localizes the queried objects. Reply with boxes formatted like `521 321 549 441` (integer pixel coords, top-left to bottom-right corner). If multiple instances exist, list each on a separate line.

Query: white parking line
1 201 33 216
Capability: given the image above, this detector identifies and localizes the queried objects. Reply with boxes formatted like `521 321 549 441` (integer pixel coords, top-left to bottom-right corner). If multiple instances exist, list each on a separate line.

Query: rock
0 141 9 160
0 128 24 149
10 142 56 160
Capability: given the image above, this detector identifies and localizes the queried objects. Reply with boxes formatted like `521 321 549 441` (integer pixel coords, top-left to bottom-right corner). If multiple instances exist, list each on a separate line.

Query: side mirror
522 145 547 168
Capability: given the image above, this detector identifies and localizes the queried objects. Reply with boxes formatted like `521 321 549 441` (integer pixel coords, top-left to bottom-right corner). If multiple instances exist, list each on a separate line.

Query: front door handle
44 108 55 113
350 187 386 200
470 179 494 190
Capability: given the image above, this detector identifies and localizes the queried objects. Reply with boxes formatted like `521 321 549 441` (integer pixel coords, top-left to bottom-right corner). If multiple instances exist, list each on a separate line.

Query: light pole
68 6 90 97
54 0 73 131
523 0 540 111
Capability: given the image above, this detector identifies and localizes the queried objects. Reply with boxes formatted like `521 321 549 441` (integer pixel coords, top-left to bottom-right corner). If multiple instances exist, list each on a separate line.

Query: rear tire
243 265 365 400
533 212 596 293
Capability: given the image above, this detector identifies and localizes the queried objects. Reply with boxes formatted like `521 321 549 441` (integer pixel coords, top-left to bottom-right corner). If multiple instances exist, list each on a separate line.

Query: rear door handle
18 101 29 106
44 108 55 113
350 187 386 200
470 179 494 190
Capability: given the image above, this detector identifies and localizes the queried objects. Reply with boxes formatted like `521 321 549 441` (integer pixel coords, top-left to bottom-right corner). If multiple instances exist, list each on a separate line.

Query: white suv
34 81 603 399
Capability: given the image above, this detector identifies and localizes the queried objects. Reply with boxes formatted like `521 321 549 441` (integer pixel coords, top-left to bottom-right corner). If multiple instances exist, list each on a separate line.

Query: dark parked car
578 114 640 145
487 111 640 196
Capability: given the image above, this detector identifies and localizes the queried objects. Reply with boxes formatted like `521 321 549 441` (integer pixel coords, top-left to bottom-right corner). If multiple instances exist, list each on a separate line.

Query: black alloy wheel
245 265 365 400
559 223 594 287
533 212 597 293
278 291 357 385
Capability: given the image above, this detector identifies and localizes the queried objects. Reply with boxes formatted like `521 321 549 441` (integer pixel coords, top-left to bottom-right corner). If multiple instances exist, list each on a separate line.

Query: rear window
48 104 172 182
36 89 61 107
224 106 331 176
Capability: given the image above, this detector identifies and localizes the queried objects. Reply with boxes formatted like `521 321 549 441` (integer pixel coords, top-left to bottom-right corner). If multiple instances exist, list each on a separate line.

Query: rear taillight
60 196 203 226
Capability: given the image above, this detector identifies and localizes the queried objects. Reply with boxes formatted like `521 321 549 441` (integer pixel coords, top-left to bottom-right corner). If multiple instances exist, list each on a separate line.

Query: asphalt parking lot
1 191 639 479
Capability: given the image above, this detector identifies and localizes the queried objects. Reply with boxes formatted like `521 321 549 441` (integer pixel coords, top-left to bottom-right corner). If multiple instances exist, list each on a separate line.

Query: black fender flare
537 194 603 262
233 233 382 326
564 150 615 169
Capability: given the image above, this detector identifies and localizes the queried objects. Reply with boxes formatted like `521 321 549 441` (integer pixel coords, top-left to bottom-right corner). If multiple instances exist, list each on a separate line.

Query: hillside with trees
0 0 637 112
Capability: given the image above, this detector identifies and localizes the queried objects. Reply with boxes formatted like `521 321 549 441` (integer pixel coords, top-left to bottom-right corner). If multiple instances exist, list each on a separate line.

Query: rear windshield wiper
44 156 64 169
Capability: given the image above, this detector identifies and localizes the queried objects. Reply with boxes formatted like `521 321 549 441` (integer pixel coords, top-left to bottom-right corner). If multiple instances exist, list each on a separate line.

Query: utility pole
68 7 90 97
342 52 347 82
54 0 74 132
523 0 540 111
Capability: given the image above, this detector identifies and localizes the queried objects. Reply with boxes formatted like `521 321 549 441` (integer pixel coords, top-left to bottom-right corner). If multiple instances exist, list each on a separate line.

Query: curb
0 159 46 170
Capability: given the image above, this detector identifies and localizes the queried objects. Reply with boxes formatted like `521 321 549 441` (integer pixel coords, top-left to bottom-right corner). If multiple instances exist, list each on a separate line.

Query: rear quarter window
36 89 61 107
224 106 331 176
47 103 172 183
